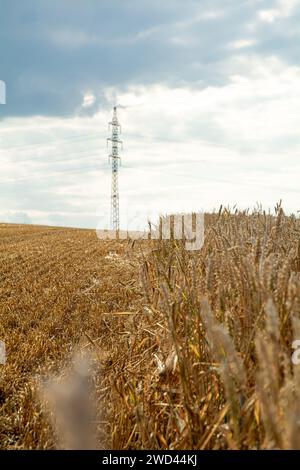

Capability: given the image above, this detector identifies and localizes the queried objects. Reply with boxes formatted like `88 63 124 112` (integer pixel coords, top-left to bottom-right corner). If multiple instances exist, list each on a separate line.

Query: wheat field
1 204 300 449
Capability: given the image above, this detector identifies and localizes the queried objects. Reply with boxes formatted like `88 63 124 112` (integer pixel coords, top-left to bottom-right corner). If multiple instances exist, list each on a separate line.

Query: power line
1 149 101 165
0 132 103 151
0 164 107 185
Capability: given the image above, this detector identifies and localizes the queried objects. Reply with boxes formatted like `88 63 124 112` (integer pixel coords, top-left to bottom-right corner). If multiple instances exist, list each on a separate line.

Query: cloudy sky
0 0 300 229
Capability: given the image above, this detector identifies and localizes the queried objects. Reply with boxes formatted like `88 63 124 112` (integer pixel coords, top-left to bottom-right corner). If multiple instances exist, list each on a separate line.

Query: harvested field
1 206 300 450
0 224 143 449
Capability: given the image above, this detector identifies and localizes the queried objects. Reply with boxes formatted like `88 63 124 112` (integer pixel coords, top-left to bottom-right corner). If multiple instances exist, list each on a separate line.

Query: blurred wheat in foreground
2 204 300 449
39 353 98 449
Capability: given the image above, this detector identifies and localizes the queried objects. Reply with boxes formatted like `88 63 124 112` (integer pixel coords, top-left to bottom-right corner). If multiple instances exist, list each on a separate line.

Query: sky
0 0 300 229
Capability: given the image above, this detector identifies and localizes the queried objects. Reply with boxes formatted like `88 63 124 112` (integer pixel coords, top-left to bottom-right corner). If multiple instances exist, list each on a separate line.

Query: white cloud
81 92 96 108
0 79 6 104
258 0 299 23
229 39 257 49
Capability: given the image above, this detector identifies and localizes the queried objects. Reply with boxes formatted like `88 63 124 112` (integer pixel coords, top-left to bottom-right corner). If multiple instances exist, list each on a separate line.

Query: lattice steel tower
107 106 123 230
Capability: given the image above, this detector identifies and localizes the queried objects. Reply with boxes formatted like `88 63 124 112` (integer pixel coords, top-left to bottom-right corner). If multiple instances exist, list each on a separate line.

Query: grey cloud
0 211 32 224
2 0 298 118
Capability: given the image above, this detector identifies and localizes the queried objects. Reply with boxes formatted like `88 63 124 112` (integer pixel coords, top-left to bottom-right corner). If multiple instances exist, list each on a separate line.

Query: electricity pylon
107 106 123 230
